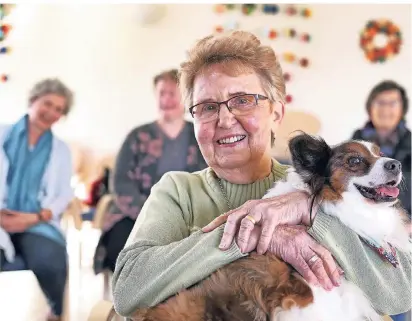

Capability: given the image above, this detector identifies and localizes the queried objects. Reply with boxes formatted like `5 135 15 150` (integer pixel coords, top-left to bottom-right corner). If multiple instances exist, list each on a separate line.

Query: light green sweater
112 160 411 318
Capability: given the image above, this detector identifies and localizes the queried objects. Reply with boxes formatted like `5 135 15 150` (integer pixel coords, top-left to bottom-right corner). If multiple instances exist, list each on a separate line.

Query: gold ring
245 215 256 225
308 254 320 266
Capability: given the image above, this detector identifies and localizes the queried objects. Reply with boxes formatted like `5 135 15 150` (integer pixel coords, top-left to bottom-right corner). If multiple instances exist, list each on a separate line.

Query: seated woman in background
352 80 411 216
352 80 411 321
0 78 74 321
93 69 207 274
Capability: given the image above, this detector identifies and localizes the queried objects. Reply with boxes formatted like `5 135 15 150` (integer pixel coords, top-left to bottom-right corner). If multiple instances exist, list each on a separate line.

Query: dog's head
289 133 402 206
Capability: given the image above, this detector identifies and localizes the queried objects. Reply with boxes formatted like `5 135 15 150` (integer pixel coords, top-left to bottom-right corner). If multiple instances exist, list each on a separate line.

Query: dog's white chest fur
272 279 381 321
264 168 408 321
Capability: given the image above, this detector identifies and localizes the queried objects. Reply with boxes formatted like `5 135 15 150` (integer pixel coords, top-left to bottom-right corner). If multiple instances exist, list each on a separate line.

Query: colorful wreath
360 19 402 63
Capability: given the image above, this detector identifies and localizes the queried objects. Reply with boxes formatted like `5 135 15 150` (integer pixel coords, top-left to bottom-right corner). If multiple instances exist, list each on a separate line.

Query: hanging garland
0 4 13 83
213 4 312 19
282 52 310 68
263 27 311 43
359 19 402 63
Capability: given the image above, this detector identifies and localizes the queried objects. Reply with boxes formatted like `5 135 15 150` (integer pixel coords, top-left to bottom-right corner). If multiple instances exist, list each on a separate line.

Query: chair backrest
93 194 114 230
61 198 83 234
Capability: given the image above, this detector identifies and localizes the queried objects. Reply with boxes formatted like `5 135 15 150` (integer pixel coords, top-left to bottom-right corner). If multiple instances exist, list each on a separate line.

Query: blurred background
0 3 410 321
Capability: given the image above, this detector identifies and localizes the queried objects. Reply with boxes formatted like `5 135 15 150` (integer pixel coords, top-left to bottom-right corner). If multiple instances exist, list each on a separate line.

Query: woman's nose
217 104 237 128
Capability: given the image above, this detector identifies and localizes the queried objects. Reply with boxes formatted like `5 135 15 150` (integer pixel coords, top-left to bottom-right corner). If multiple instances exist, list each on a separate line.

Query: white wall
0 4 410 154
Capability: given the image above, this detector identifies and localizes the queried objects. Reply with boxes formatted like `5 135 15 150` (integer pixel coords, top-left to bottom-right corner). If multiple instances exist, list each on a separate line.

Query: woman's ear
270 101 285 133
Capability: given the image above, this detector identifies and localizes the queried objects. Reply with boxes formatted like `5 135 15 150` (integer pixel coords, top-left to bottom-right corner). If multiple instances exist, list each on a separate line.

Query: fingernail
219 243 226 250
338 268 345 275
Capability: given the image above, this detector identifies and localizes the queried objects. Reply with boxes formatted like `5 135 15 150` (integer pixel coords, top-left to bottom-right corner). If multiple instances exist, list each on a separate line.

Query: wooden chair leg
61 272 70 321
103 270 112 301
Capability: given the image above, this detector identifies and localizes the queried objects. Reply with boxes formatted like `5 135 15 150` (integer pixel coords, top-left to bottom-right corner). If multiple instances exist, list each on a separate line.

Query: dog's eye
348 157 362 166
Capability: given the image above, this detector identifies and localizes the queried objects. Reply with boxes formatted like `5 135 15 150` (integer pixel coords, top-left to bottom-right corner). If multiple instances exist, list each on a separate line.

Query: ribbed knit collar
205 159 288 212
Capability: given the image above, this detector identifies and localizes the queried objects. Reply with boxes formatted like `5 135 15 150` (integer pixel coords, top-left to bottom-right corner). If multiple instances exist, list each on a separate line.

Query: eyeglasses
189 94 269 122
372 99 402 109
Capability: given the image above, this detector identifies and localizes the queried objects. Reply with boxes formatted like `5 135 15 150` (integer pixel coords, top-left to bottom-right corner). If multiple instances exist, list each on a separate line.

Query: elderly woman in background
352 80 411 321
352 80 411 216
0 78 74 321
111 31 411 319
93 69 207 274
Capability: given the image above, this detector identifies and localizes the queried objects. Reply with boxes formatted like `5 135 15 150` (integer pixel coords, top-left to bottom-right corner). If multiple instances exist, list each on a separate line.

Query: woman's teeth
218 135 246 145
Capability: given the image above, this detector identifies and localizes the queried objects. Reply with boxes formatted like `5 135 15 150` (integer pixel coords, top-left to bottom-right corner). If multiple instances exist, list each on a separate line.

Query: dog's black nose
384 159 402 175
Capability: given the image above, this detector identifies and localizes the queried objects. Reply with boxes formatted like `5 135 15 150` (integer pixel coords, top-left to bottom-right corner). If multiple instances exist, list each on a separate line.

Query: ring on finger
245 215 257 225
308 254 320 266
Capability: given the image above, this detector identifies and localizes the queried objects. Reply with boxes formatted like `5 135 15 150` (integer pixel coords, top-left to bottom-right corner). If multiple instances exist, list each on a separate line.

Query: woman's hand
269 225 343 290
234 224 342 290
0 209 40 233
202 191 314 254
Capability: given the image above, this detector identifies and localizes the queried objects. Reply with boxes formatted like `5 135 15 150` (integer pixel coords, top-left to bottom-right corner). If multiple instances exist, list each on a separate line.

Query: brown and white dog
131 133 410 321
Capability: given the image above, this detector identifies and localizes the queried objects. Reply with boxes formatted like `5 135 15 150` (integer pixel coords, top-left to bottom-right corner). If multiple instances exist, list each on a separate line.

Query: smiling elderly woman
112 31 343 316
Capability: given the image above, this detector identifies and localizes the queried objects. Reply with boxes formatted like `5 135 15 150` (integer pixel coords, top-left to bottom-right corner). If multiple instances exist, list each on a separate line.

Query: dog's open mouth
355 181 399 202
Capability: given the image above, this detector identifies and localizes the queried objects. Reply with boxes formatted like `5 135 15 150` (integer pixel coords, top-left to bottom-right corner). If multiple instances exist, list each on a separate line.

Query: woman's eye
348 157 362 166
203 104 217 112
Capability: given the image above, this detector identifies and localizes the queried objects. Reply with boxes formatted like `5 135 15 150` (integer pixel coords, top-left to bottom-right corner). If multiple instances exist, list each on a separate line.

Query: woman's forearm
112 226 246 316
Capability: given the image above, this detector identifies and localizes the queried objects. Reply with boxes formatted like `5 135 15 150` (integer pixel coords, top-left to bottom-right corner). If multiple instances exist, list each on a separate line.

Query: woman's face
155 79 184 122
192 64 284 171
370 89 403 132
28 94 67 131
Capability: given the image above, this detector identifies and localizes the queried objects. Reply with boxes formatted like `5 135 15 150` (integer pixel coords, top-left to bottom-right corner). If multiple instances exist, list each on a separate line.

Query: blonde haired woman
112 31 411 318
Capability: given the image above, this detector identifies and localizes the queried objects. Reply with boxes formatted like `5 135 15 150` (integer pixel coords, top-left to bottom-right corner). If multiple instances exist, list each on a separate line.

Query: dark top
103 120 208 232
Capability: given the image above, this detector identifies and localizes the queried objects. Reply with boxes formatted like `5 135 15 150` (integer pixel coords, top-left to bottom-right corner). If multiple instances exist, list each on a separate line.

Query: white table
0 270 50 321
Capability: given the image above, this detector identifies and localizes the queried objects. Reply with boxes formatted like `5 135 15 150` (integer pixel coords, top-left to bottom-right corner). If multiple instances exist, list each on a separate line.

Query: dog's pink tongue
376 186 399 198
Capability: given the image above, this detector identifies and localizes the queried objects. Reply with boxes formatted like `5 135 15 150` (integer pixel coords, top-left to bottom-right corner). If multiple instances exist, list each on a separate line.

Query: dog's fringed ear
288 132 333 187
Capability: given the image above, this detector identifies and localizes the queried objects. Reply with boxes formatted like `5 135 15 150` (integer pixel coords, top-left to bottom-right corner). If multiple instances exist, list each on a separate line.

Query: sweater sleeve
111 173 246 317
111 129 146 217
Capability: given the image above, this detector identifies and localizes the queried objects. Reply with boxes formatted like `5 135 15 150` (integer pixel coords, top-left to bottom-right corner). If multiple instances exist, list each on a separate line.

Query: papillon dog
131 133 410 321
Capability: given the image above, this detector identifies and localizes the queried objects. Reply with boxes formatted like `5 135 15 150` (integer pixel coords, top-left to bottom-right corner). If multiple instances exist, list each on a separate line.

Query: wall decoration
241 4 257 16
282 52 310 68
262 4 280 15
0 4 13 20
0 22 11 42
262 27 312 43
283 72 291 82
0 46 9 54
214 4 226 14
211 4 314 106
284 5 312 18
1 4 13 84
300 8 312 18
285 5 298 16
359 19 402 63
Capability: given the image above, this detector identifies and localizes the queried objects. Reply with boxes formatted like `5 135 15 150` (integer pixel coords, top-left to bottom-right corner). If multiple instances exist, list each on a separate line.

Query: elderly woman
352 80 411 216
112 31 410 318
351 80 411 321
0 78 74 321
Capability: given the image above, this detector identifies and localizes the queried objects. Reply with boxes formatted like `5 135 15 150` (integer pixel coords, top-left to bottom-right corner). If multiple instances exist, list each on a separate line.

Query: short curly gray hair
28 78 74 115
